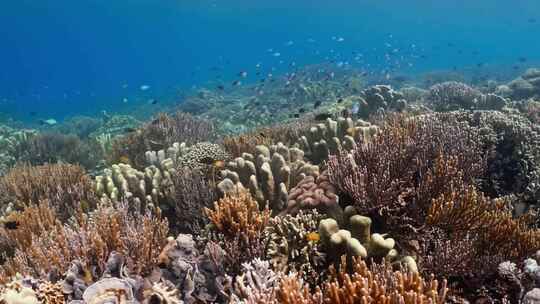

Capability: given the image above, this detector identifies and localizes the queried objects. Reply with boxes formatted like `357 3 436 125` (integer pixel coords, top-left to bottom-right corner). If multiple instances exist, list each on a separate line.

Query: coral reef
357 85 408 117
295 117 379 164
328 114 486 235
427 81 507 111
217 143 319 213
263 210 325 286
502 68 540 100
281 172 341 219
109 112 215 168
0 125 35 176
0 163 98 221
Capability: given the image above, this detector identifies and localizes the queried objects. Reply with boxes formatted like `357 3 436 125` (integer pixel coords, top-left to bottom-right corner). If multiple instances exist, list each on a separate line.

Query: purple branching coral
327 113 486 235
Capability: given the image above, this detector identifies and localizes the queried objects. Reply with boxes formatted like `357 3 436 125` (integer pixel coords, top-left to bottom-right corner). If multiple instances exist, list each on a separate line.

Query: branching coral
0 200 168 281
328 113 485 235
427 185 540 261
0 163 98 221
205 190 271 274
257 258 446 304
205 190 270 243
165 167 217 235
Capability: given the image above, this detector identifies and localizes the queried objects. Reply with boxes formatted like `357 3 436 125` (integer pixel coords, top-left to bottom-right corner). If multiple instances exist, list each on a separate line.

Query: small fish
149 99 158 105
3 220 19 230
314 113 332 121
124 127 137 133
140 85 151 91
293 113 300 118
476 62 484 68
336 37 345 42
29 111 37 116
298 108 306 113
212 160 225 169
216 85 225 90
122 98 128 103
351 103 360 115
272 52 281 57
238 71 248 78
314 100 322 109
39 118 58 126
232 80 242 86
306 232 320 242
518 57 527 63
336 98 344 104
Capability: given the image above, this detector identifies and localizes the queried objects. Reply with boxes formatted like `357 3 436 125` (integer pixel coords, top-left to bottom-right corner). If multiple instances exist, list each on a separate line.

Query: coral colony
2 67 540 303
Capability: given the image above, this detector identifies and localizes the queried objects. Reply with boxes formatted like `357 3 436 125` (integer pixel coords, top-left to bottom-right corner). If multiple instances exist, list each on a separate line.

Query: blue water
1 0 539 122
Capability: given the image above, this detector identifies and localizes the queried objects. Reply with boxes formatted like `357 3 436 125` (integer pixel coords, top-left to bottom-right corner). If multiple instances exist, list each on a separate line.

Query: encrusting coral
218 142 319 213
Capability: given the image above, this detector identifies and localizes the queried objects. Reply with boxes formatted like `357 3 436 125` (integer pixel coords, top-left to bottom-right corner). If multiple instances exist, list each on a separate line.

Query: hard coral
328 114 485 235
0 163 97 221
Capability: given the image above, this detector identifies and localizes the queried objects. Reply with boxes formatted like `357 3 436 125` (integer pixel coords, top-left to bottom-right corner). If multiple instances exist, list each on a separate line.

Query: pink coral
281 172 341 219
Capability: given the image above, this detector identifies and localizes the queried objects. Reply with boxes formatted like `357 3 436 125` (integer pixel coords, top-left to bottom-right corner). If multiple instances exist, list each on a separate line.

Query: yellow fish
306 232 320 242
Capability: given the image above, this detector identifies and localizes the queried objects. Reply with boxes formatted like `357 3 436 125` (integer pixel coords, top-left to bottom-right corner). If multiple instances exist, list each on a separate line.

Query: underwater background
1 0 540 122
2 1 540 303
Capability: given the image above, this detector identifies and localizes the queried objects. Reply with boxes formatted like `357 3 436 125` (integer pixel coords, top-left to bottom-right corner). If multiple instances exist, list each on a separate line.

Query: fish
272 52 281 57
3 220 19 230
314 100 322 109
293 113 300 118
351 103 360 115
140 85 151 91
336 98 344 104
149 99 158 105
238 71 248 78
298 108 306 113
314 113 332 121
232 80 242 86
39 118 57 126
306 232 320 242
216 85 225 90
124 127 137 133
518 57 527 63
29 111 37 116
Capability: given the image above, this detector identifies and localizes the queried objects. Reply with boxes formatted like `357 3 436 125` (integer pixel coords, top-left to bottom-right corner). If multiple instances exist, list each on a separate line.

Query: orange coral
267 258 447 304
0 201 168 282
205 190 270 242
427 185 540 260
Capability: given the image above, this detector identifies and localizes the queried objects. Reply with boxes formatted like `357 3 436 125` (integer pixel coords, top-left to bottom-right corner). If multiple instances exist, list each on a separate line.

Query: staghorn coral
263 210 325 286
281 171 341 220
328 113 485 236
0 200 168 281
295 117 379 164
0 163 98 220
217 143 319 213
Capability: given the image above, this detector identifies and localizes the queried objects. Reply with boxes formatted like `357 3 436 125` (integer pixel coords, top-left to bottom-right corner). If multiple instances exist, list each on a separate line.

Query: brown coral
0 200 168 281
205 190 270 243
427 185 540 261
0 163 97 221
